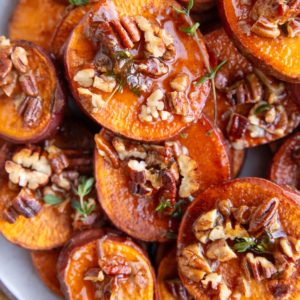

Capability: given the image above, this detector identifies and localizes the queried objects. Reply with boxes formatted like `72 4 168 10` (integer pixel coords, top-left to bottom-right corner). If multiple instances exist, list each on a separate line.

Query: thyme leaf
254 103 272 114
180 22 200 36
156 199 172 212
180 132 188 139
195 60 227 86
69 0 89 5
43 194 64 205
172 0 194 15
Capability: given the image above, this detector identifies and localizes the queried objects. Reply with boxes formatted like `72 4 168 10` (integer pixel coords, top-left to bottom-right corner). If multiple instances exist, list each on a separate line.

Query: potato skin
178 177 300 299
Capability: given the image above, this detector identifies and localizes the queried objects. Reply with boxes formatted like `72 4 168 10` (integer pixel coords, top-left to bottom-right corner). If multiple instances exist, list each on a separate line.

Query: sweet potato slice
64 0 210 141
9 0 68 51
0 120 101 250
180 0 216 12
269 132 300 190
0 37 65 143
94 114 231 242
51 3 96 59
31 249 62 296
57 229 156 300
178 177 300 299
203 28 300 149
158 247 192 300
219 0 300 82
228 145 246 177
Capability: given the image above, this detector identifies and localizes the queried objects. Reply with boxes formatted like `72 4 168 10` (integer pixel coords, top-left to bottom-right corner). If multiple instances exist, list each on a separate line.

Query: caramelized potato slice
270 132 300 190
31 249 62 296
65 0 210 141
219 0 300 82
158 247 192 300
0 120 99 250
203 28 300 149
228 145 246 177
9 0 68 51
57 229 156 300
0 38 65 143
95 114 231 242
178 178 300 299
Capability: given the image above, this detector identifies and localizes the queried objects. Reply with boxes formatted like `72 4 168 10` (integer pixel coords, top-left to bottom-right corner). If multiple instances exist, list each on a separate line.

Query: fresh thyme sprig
156 199 172 212
43 194 64 205
234 231 273 254
69 0 89 6
72 177 96 220
180 22 200 36
172 0 221 128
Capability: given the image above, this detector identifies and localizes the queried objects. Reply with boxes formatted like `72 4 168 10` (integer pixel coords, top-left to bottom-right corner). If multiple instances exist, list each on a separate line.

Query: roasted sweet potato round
228 145 246 177
31 249 62 296
219 0 300 82
0 37 65 143
9 0 69 51
65 0 210 141
94 114 231 242
269 132 300 190
180 0 216 12
0 120 101 250
158 247 192 300
51 3 96 59
178 177 300 299
57 229 157 300
203 28 300 149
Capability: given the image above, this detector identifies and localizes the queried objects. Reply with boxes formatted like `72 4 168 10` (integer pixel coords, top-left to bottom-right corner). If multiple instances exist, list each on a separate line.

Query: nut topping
93 75 116 93
19 71 39 97
5 148 51 190
178 155 199 198
18 96 43 128
251 17 281 38
206 239 237 262
11 46 28 73
201 273 222 289
170 74 189 92
168 91 190 116
0 57 12 80
193 209 219 232
74 68 95 88
248 197 279 233
286 17 300 37
242 253 277 281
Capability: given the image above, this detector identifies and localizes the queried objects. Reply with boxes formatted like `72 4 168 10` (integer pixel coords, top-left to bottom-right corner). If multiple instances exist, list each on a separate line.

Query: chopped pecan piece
5 147 51 190
145 144 173 168
18 96 43 128
170 73 189 92
242 253 277 281
159 169 177 206
84 267 105 282
73 68 95 88
3 188 41 223
236 277 251 298
47 145 69 174
193 209 219 232
128 181 152 196
248 197 279 232
0 57 12 80
168 91 189 116
251 17 281 38
209 225 226 241
136 58 168 77
287 17 300 37
227 113 249 140
201 273 222 290
98 255 132 276
178 154 199 198
93 75 116 93
178 243 211 282
164 279 191 300
206 239 237 262
1 71 17 97
224 221 249 240
112 137 146 161
51 171 79 191
19 71 39 97
268 280 291 299
127 160 146 184
11 46 28 73
217 199 233 217
232 205 252 224
279 237 300 260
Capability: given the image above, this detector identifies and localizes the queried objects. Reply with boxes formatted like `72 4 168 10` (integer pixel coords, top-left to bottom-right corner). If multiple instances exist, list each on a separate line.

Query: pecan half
1 71 17 97
164 279 192 300
168 91 189 116
11 46 28 73
227 113 249 140
18 96 43 128
19 71 39 97
232 205 252 224
217 199 233 217
3 188 42 223
159 169 177 206
120 16 141 43
248 197 279 233
206 239 237 262
242 253 277 281
47 146 69 174
251 17 281 38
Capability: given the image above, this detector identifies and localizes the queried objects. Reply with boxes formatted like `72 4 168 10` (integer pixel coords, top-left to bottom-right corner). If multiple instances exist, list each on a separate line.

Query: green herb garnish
195 60 227 86
172 0 194 15
72 177 96 219
234 231 273 254
180 133 188 139
171 199 186 218
254 103 272 114
156 199 172 212
69 0 89 6
43 194 64 205
180 22 200 36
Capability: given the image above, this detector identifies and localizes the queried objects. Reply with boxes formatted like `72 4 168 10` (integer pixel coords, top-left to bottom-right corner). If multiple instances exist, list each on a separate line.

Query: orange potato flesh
95 114 231 242
269 132 300 190
219 0 300 82
158 248 192 300
9 0 68 51
57 229 156 300
51 4 95 59
203 28 300 148
0 41 65 143
31 249 62 296
0 179 73 250
65 0 210 141
178 177 300 299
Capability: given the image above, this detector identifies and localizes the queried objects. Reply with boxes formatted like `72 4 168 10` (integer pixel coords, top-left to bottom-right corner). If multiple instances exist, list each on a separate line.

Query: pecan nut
0 57 12 80
19 96 43 128
248 197 279 233
19 71 39 97
11 46 29 73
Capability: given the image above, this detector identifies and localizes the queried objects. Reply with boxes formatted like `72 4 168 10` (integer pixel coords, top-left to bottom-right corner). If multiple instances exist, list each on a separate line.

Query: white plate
0 1 271 299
